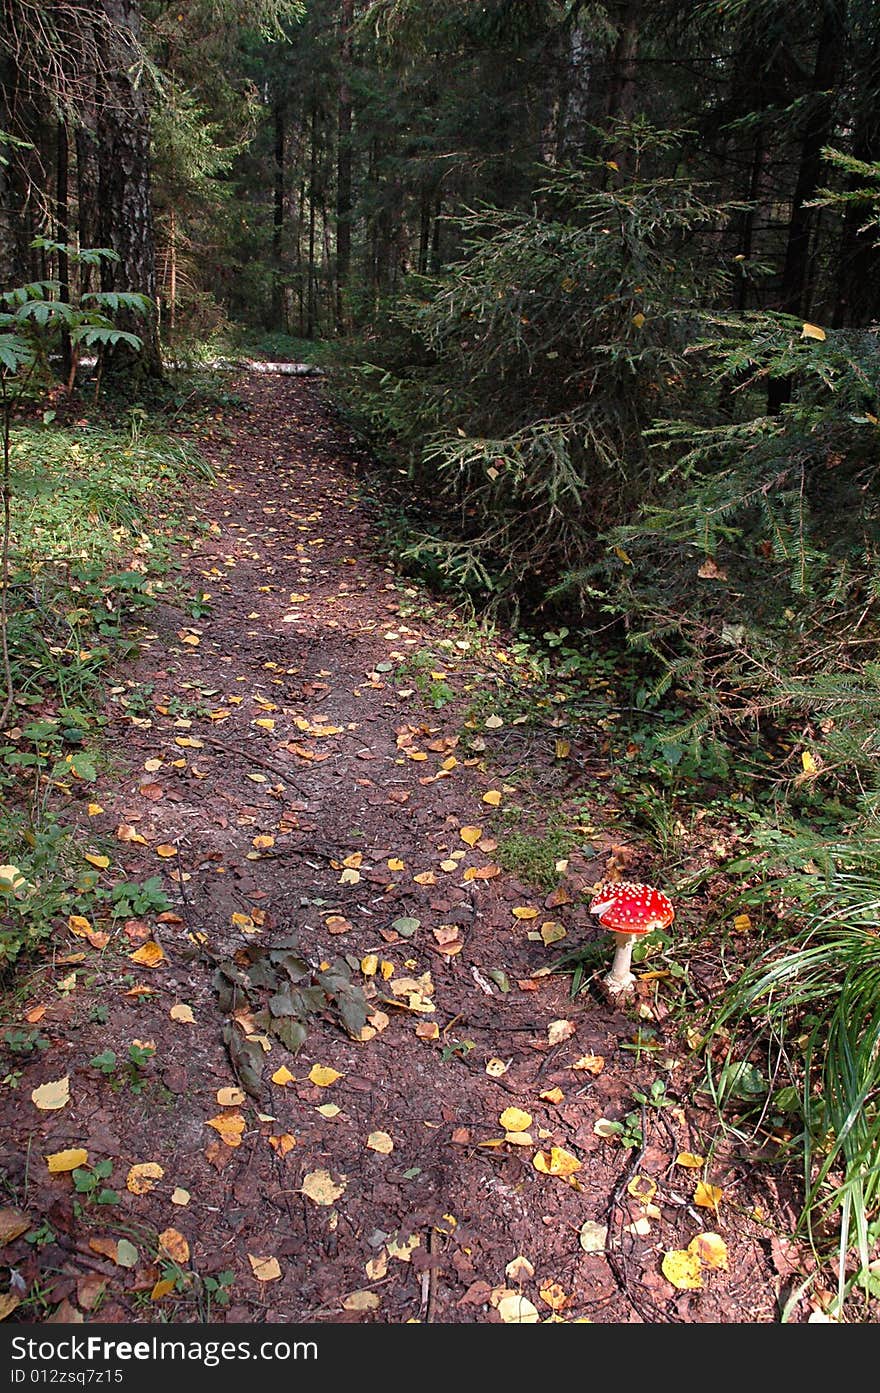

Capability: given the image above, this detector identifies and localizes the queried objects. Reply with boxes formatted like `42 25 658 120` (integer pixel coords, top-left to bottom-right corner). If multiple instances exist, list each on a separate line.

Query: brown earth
0 373 842 1326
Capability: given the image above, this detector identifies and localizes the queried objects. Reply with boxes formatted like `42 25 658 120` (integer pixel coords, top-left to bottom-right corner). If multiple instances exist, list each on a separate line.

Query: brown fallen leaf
0 1208 31 1246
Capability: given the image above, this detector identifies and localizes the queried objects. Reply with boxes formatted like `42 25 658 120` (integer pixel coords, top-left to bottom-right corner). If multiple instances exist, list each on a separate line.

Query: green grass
706 830 880 1312
0 415 211 969
495 826 578 891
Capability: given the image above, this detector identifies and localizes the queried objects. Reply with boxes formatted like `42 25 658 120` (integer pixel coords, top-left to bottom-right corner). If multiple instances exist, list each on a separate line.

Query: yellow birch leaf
252 834 275 850
539 1281 569 1312
316 1104 340 1118
387 858 405 871
308 1065 342 1087
688 1232 729 1270
248 1254 282 1281
87 803 104 816
499 1107 532 1132
171 1188 190 1206
361 954 379 976
68 915 91 936
801 750 818 774
497 1292 540 1323
158 1228 190 1264
533 1146 581 1178
732 914 751 933
627 1175 658 1204
482 790 502 805
413 870 436 885
540 921 566 945
662 1249 703 1290
155 844 177 858
302 1170 346 1205
126 1162 164 1194
46 1148 88 1174
268 1133 296 1156
694 1180 724 1211
84 853 109 869
271 1066 295 1087
170 1004 195 1024
676 1152 705 1168
342 1290 380 1312
129 941 165 968
366 1130 394 1154
801 322 826 341
254 718 275 731
342 852 363 869
216 1086 246 1106
415 1021 439 1040
31 1076 70 1111
205 1111 246 1147
485 1057 509 1077
150 1279 176 1301
632 312 646 329
459 826 483 846
512 906 539 920
339 868 360 885
539 1087 564 1104
554 738 571 758
116 824 148 845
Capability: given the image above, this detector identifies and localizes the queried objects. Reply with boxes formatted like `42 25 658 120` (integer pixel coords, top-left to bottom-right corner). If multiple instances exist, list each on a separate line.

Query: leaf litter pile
0 374 820 1325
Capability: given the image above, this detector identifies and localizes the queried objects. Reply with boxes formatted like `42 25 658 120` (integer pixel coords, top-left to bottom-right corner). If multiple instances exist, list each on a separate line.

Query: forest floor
0 373 836 1326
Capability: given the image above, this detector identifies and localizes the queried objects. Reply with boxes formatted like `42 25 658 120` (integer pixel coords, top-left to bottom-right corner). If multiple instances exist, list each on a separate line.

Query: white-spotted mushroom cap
588 880 675 935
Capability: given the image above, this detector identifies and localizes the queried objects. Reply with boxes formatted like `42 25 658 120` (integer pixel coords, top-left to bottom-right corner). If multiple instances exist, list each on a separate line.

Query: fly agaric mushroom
589 880 675 998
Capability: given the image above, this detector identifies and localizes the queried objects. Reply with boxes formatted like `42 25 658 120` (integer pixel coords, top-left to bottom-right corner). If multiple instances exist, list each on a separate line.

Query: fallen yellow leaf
308 1065 342 1087
533 1146 581 1178
31 1075 70 1111
46 1148 88 1174
129 941 165 968
694 1180 724 1212
158 1228 190 1264
688 1232 729 1270
662 1248 703 1290
205 1111 246 1147
459 826 483 847
155 844 177 858
216 1086 246 1106
366 1131 394 1154
248 1254 282 1281
482 790 502 806
126 1162 164 1195
170 1003 195 1024
271 1066 296 1087
302 1169 346 1205
499 1107 532 1132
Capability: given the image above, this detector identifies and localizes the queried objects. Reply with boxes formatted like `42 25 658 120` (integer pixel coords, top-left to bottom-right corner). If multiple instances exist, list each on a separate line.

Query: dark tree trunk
307 104 318 338
96 0 162 380
335 0 354 333
767 0 846 412
56 120 72 380
272 101 286 329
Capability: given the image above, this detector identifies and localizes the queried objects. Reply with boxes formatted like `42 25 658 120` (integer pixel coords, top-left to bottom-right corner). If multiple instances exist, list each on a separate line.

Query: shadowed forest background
2 0 880 1320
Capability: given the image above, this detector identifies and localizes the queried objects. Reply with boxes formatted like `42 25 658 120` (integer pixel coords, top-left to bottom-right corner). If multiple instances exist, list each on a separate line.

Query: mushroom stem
604 931 637 995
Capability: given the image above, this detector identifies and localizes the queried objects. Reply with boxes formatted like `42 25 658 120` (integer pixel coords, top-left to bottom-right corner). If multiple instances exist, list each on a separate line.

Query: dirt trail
1 374 801 1325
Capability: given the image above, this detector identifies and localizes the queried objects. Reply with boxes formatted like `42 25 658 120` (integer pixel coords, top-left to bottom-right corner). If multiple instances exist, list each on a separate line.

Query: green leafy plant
72 1158 119 1209
88 1043 156 1094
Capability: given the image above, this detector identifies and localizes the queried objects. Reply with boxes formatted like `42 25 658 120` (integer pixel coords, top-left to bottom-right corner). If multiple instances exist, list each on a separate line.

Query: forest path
2 373 795 1325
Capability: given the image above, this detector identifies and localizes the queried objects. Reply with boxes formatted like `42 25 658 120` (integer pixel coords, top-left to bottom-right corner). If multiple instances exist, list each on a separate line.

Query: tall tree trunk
335 0 354 333
767 0 846 412
307 104 318 338
96 0 162 380
272 101 286 329
56 120 72 380
606 0 642 172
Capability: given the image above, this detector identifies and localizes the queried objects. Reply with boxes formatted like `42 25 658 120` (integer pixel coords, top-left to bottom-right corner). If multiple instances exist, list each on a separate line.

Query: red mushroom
588 880 675 998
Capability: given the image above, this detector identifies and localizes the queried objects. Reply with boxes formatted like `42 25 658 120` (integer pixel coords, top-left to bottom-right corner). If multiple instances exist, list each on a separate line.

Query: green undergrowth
0 414 212 970
388 576 879 1308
